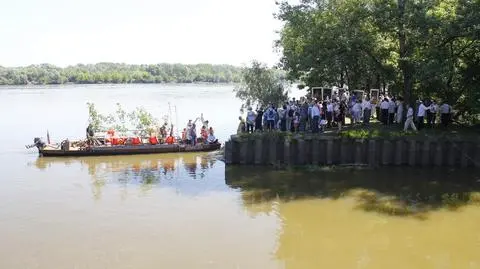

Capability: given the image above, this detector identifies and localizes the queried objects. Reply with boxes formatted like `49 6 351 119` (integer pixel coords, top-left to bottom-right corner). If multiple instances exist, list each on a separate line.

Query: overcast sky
1 0 289 67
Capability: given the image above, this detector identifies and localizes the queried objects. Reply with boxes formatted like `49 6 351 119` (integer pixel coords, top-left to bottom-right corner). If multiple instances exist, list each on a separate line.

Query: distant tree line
0 63 243 85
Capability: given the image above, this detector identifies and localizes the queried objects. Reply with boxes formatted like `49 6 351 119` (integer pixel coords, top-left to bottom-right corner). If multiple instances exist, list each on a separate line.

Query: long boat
28 137 221 157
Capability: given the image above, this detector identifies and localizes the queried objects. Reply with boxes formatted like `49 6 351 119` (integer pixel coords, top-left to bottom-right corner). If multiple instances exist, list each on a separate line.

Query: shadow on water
32 152 220 199
225 166 480 219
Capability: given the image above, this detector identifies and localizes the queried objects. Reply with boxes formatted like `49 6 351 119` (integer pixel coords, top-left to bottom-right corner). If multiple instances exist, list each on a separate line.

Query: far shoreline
0 81 239 88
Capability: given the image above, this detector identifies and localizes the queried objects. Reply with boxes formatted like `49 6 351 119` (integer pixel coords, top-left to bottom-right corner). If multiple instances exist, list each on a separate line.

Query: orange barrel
165 136 175 145
132 137 141 145
149 136 159 145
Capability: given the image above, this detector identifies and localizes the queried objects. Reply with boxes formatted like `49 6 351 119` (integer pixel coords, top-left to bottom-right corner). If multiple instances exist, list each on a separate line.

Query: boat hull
39 143 221 157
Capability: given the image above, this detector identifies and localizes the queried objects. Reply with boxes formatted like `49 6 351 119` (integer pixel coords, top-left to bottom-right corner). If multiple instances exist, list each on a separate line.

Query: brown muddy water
0 84 480 269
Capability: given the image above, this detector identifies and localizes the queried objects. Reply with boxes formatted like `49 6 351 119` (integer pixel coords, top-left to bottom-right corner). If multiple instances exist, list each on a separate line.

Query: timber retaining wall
224 135 480 168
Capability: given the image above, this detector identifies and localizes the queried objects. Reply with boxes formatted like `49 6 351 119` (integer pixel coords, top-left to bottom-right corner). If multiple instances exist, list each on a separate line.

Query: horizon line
0 60 280 69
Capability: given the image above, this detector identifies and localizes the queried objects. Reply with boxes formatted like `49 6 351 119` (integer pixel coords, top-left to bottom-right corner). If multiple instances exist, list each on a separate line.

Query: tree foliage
0 63 242 85
86 102 162 136
275 0 480 122
234 61 289 110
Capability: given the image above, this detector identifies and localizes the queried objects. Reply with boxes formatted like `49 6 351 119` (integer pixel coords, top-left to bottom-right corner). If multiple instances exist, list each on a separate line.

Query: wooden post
340 139 349 164
408 140 416 166
461 141 469 168
394 140 403 165
445 141 458 166
475 144 480 168
312 139 319 165
298 139 305 165
254 138 263 165
269 138 277 165
354 139 363 165
224 141 233 164
422 140 430 167
368 140 376 167
434 142 443 167
326 139 333 165
382 140 391 166
284 139 291 165
240 139 248 165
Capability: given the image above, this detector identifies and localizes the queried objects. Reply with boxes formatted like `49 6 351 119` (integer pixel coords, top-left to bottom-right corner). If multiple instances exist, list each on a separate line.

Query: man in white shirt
440 102 451 128
380 98 390 125
417 101 428 130
404 104 417 132
388 98 396 125
310 102 321 133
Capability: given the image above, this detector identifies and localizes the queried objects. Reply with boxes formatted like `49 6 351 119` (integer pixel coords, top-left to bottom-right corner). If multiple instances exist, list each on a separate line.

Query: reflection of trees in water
225 167 480 219
33 153 218 199
226 167 480 269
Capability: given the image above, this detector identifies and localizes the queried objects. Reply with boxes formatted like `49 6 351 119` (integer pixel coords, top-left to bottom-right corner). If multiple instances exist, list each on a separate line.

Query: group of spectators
237 94 453 134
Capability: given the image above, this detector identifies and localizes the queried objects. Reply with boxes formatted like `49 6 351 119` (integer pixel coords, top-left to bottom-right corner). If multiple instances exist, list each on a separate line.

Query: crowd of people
85 113 219 146
181 113 218 145
237 93 453 134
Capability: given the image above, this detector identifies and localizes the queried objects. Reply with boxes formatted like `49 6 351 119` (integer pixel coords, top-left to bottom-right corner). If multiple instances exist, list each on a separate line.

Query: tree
234 60 289 111
275 0 480 123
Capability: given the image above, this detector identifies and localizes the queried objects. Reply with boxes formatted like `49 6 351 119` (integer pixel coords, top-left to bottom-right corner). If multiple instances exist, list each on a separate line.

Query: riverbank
224 127 480 168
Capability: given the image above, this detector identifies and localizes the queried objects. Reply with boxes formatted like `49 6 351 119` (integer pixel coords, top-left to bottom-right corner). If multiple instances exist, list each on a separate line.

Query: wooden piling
408 140 416 166
254 138 263 165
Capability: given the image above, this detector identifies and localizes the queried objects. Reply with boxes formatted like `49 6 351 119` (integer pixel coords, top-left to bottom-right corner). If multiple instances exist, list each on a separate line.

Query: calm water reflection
1 85 480 269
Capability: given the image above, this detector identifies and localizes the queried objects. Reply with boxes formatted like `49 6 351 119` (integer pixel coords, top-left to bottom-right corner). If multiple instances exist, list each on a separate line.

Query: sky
0 0 287 67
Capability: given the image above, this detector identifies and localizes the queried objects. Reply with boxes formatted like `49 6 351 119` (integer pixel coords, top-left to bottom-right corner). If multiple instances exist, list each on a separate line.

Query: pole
174 105 179 137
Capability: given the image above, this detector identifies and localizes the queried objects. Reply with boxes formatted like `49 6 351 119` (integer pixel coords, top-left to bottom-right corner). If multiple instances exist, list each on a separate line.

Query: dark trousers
255 120 263 132
267 120 275 130
326 112 333 127
426 112 433 128
299 117 307 132
363 109 371 125
441 113 450 127
246 123 254 133
280 119 286 131
388 113 395 125
417 116 424 130
381 109 389 125
312 116 319 133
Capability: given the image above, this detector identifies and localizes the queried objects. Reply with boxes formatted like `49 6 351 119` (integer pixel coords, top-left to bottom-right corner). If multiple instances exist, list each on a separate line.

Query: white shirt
380 101 389 110
362 101 372 110
430 104 438 113
406 107 414 118
417 104 428 117
440 104 451 114
326 104 333 112
388 101 396 113
207 134 216 143
311 105 321 117
247 111 256 123
353 103 362 113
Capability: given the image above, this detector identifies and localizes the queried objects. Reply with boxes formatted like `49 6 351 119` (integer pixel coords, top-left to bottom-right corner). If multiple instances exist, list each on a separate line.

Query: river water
0 84 479 269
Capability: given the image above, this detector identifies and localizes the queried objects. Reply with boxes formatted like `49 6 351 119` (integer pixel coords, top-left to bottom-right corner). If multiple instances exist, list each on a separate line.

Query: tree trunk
397 0 413 104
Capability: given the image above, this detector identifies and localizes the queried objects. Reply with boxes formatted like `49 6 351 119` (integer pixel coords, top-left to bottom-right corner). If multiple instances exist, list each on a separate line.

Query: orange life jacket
132 137 141 145
149 136 159 145
165 136 175 145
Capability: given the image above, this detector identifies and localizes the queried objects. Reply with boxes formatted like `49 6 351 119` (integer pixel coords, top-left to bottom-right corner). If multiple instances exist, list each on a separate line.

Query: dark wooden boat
38 143 221 157
28 137 221 157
